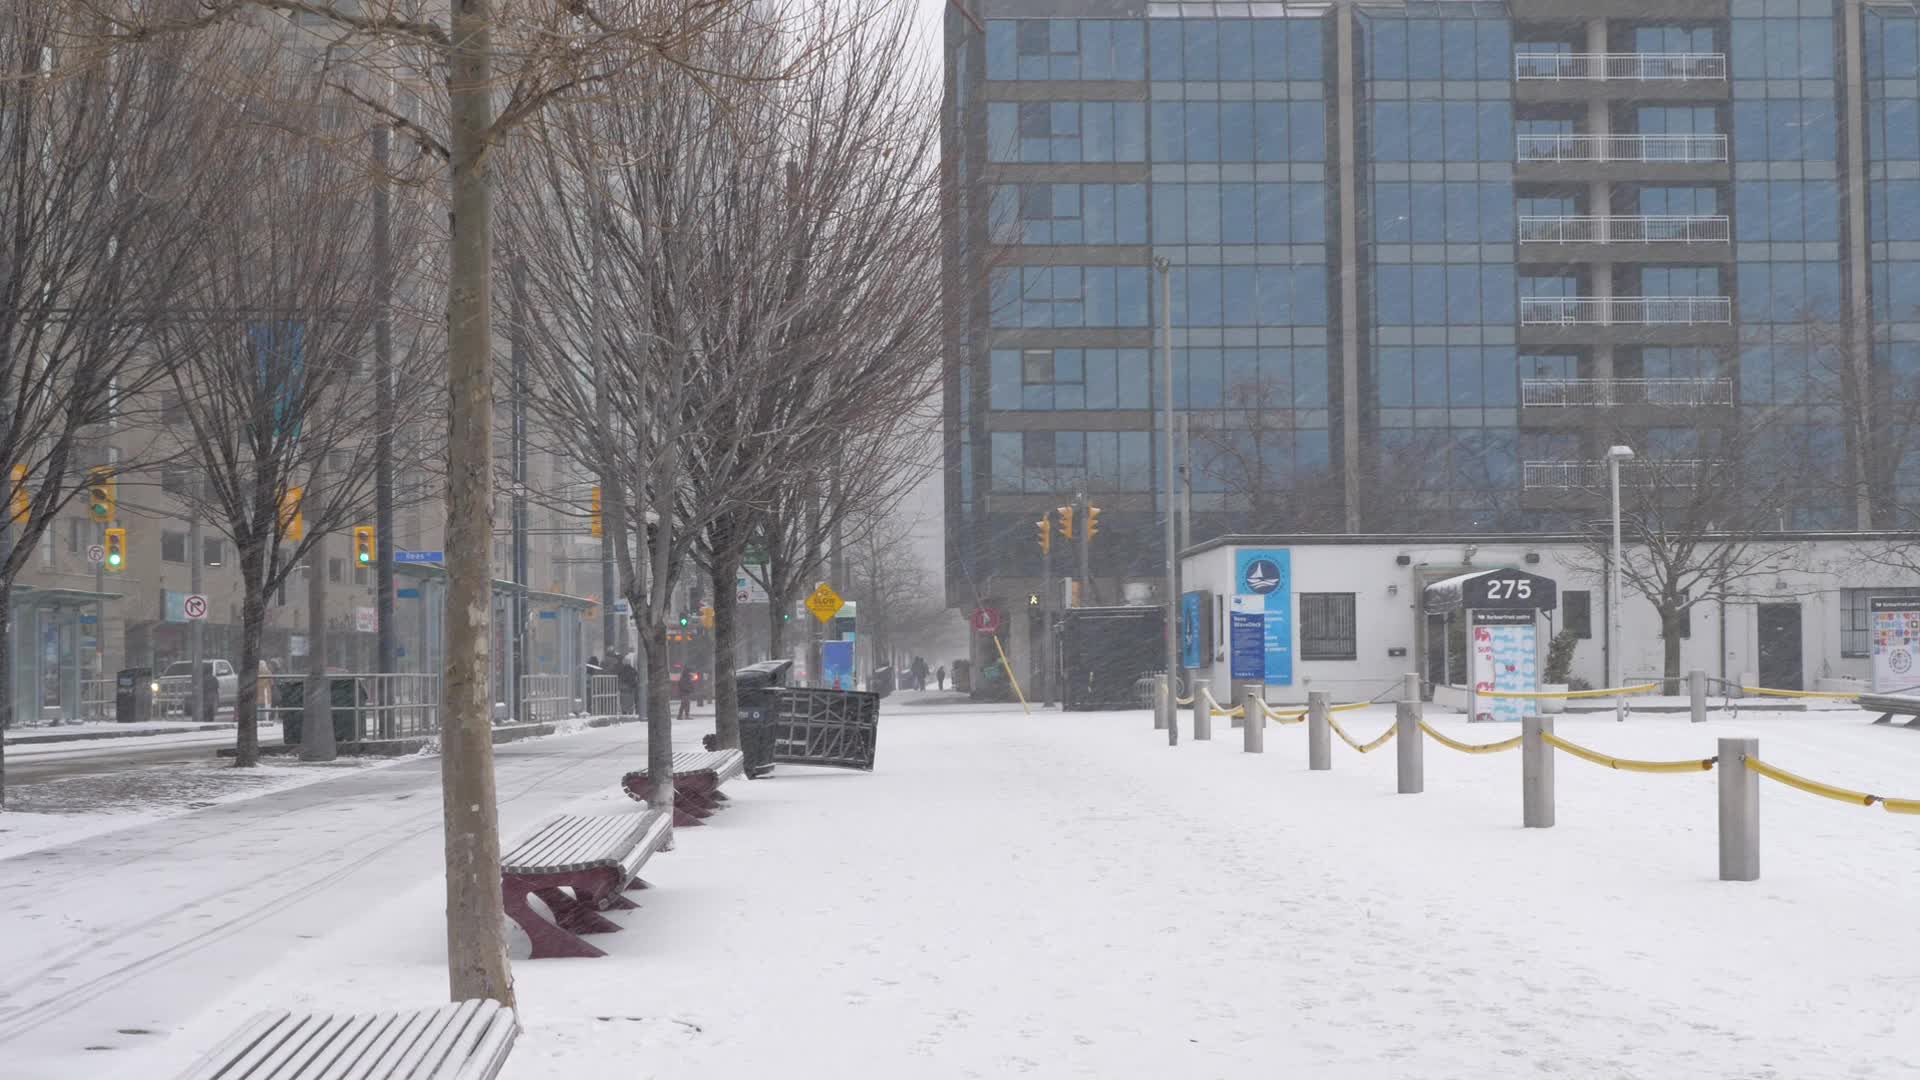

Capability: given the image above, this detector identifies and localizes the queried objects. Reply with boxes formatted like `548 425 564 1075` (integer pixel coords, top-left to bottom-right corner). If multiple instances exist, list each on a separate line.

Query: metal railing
1521 376 1735 407
256 672 444 743
589 673 622 718
521 673 573 724
1517 133 1728 164
80 678 115 722
1522 459 1713 489
1514 52 1726 81
1518 214 1729 244
1519 296 1732 326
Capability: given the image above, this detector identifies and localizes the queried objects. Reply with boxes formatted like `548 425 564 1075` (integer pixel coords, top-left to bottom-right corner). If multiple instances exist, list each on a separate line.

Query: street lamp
1606 444 1635 720
1156 256 1177 747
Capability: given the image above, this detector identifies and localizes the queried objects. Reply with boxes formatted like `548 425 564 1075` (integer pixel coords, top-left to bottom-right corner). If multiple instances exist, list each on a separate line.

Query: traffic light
1035 518 1050 555
9 465 26 526
590 486 603 539
353 525 376 565
1056 504 1075 541
103 527 126 571
1085 505 1101 540
87 469 116 522
701 606 715 629
280 486 305 541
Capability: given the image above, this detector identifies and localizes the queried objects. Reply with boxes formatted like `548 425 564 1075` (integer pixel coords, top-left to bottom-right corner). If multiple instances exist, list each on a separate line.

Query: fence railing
256 672 444 743
1517 132 1728 163
522 673 573 725
1517 214 1729 244
1522 458 1713 489
80 678 115 722
1519 295 1732 325
1520 376 1735 407
589 673 623 718
1513 51 1726 81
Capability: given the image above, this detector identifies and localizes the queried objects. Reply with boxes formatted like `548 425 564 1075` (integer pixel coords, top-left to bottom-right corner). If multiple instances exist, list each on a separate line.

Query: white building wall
1180 536 1920 706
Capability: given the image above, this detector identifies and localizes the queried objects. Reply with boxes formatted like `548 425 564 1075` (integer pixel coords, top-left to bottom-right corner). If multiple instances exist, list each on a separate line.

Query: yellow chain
1418 720 1522 754
1540 731 1715 774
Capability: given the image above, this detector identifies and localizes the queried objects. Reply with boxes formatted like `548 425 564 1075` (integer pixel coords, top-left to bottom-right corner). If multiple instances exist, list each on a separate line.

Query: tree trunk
439 0 515 1009
642 620 676 813
709 548 740 750
0 587 12 806
1662 607 1685 691
233 547 268 768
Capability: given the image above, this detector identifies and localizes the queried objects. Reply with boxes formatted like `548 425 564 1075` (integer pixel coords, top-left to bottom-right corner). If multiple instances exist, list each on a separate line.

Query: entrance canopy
1422 568 1557 614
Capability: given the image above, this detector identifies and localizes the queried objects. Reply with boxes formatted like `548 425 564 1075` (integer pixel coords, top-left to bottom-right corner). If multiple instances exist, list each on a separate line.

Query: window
203 538 224 567
1842 587 1920 656
355 567 369 587
1299 593 1357 660
1563 590 1592 639
67 519 84 555
329 558 343 584
161 531 187 564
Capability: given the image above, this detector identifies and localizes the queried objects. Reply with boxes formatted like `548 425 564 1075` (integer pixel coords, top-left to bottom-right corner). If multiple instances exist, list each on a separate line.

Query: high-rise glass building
942 0 1920 614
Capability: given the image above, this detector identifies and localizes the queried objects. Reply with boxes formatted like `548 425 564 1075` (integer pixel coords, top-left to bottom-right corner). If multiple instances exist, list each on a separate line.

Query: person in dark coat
615 654 640 715
676 668 693 720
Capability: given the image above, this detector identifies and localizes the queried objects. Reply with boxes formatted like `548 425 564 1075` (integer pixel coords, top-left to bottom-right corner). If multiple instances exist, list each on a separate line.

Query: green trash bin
278 677 366 746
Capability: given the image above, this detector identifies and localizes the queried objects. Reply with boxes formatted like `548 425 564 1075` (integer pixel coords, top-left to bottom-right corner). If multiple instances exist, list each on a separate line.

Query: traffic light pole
94 522 105 679
1039 520 1053 707
189 479 204 725
1076 489 1091 605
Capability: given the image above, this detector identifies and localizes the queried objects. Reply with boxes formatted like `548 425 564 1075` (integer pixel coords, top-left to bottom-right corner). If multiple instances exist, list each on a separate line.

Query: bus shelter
1422 568 1557 722
9 585 119 725
391 565 596 721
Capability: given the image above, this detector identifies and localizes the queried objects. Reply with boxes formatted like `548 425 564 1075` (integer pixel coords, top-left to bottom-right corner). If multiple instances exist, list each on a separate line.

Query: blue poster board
822 640 856 690
1237 549 1292 686
1230 612 1266 681
1180 591 1206 669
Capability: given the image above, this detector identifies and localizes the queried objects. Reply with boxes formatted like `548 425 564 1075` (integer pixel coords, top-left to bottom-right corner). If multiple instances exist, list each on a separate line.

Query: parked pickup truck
153 660 238 719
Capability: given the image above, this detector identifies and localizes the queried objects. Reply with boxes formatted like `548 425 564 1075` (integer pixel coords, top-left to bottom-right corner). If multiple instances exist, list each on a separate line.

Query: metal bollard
1718 737 1759 881
1153 675 1168 730
1230 685 1247 728
1395 700 1423 794
1688 669 1707 724
1522 713 1554 828
1192 682 1211 741
1307 691 1331 771
1401 671 1420 705
1241 686 1264 753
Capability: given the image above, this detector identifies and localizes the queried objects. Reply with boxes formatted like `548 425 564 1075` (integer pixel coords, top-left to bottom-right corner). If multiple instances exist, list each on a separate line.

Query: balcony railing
1519 296 1733 326
1517 214 1730 244
1523 459 1713 490
1517 133 1728 164
1521 376 1735 407
1514 52 1727 81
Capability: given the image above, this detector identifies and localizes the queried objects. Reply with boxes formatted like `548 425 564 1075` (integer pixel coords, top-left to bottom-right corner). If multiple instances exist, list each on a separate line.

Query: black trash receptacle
870 666 894 698
278 677 365 746
116 667 153 724
732 659 792 778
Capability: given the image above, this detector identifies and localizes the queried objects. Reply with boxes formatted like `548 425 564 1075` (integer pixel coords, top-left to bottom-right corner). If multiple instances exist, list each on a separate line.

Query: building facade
942 0 1920 677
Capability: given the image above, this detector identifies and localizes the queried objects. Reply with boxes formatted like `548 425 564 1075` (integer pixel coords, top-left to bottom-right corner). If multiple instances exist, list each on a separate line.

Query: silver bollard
1395 700 1423 794
1153 675 1168 730
1718 737 1760 881
1402 671 1420 704
1307 691 1331 771
1522 713 1554 828
1192 682 1211 741
1241 686 1265 753
1689 669 1707 724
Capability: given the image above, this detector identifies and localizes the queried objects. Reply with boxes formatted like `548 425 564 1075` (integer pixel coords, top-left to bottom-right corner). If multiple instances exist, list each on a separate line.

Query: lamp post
1606 444 1634 721
1156 256 1177 747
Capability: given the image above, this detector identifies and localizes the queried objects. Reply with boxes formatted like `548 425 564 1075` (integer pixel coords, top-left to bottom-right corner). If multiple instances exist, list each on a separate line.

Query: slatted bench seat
175 999 516 1080
621 749 746 827
500 809 670 959
1861 692 1920 727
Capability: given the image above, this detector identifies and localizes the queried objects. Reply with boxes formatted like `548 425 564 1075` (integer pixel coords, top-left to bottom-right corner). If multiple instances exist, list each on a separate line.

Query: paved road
6 731 240 784
0 722 656 1078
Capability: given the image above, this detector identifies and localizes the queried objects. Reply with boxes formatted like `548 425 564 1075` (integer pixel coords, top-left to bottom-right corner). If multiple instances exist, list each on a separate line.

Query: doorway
1756 603 1802 691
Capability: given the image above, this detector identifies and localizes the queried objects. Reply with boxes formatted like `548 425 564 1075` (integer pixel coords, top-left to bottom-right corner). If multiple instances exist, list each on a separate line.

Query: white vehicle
153 660 238 719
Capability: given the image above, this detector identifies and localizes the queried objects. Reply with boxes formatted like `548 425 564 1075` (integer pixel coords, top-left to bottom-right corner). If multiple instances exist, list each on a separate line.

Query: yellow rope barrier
1480 682 1660 700
1418 720 1522 754
1744 756 1920 814
1200 688 1243 719
1540 731 1715 774
1738 686 1860 700
1259 699 1307 724
1327 713 1397 754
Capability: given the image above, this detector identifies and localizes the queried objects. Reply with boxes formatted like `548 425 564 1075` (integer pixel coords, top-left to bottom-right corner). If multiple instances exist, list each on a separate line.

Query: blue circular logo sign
1243 558 1282 595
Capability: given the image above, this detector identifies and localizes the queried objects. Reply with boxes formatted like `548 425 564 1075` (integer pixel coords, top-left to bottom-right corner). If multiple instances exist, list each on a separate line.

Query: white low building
1176 533 1920 708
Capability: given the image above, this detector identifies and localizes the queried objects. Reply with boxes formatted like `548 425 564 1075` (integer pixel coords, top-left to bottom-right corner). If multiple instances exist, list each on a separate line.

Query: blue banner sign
1230 612 1266 681
1181 591 1206 670
395 550 443 564
1237 549 1292 685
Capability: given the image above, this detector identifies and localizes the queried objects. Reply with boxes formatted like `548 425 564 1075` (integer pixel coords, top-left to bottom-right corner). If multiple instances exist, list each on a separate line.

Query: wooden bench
621 749 746 827
500 810 670 959
1860 692 1920 727
175 1000 516 1079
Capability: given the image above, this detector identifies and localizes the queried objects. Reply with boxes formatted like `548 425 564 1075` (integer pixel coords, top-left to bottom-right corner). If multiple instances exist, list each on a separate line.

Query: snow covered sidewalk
111 701 1920 1080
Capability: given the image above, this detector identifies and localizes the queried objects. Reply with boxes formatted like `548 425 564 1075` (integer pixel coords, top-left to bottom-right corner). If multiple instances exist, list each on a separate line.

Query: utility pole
303 478 332 761
1178 414 1193 552
591 184 615 667
1039 513 1054 706
189 481 205 725
94 521 105 680
510 257 530 725
1075 487 1091 606
373 123 398 696
1156 257 1178 746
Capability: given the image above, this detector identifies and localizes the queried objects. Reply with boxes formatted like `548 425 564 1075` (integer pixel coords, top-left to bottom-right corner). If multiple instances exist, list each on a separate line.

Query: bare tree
845 509 943 677
0 13 239 804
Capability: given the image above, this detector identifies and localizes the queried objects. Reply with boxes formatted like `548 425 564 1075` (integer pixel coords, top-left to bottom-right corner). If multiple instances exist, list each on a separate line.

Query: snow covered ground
6 701 1918 1079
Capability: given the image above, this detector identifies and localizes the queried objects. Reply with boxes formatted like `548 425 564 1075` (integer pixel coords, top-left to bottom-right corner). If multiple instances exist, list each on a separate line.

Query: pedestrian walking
676 668 692 721
615 654 640 714
936 665 946 691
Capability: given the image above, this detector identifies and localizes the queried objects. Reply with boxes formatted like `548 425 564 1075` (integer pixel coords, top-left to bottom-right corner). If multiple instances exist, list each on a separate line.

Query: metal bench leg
625 877 652 891
673 807 709 828
503 876 604 959
533 887 622 935
1875 713 1893 725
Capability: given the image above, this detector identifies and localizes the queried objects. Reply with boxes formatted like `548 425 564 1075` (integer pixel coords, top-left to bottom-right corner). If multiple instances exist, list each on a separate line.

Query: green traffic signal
679 614 690 627
106 551 122 568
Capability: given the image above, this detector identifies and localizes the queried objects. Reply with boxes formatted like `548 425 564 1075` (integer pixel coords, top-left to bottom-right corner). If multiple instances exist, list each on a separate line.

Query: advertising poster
1471 609 1537 723
1870 597 1920 694
1236 549 1292 686
821 640 856 690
